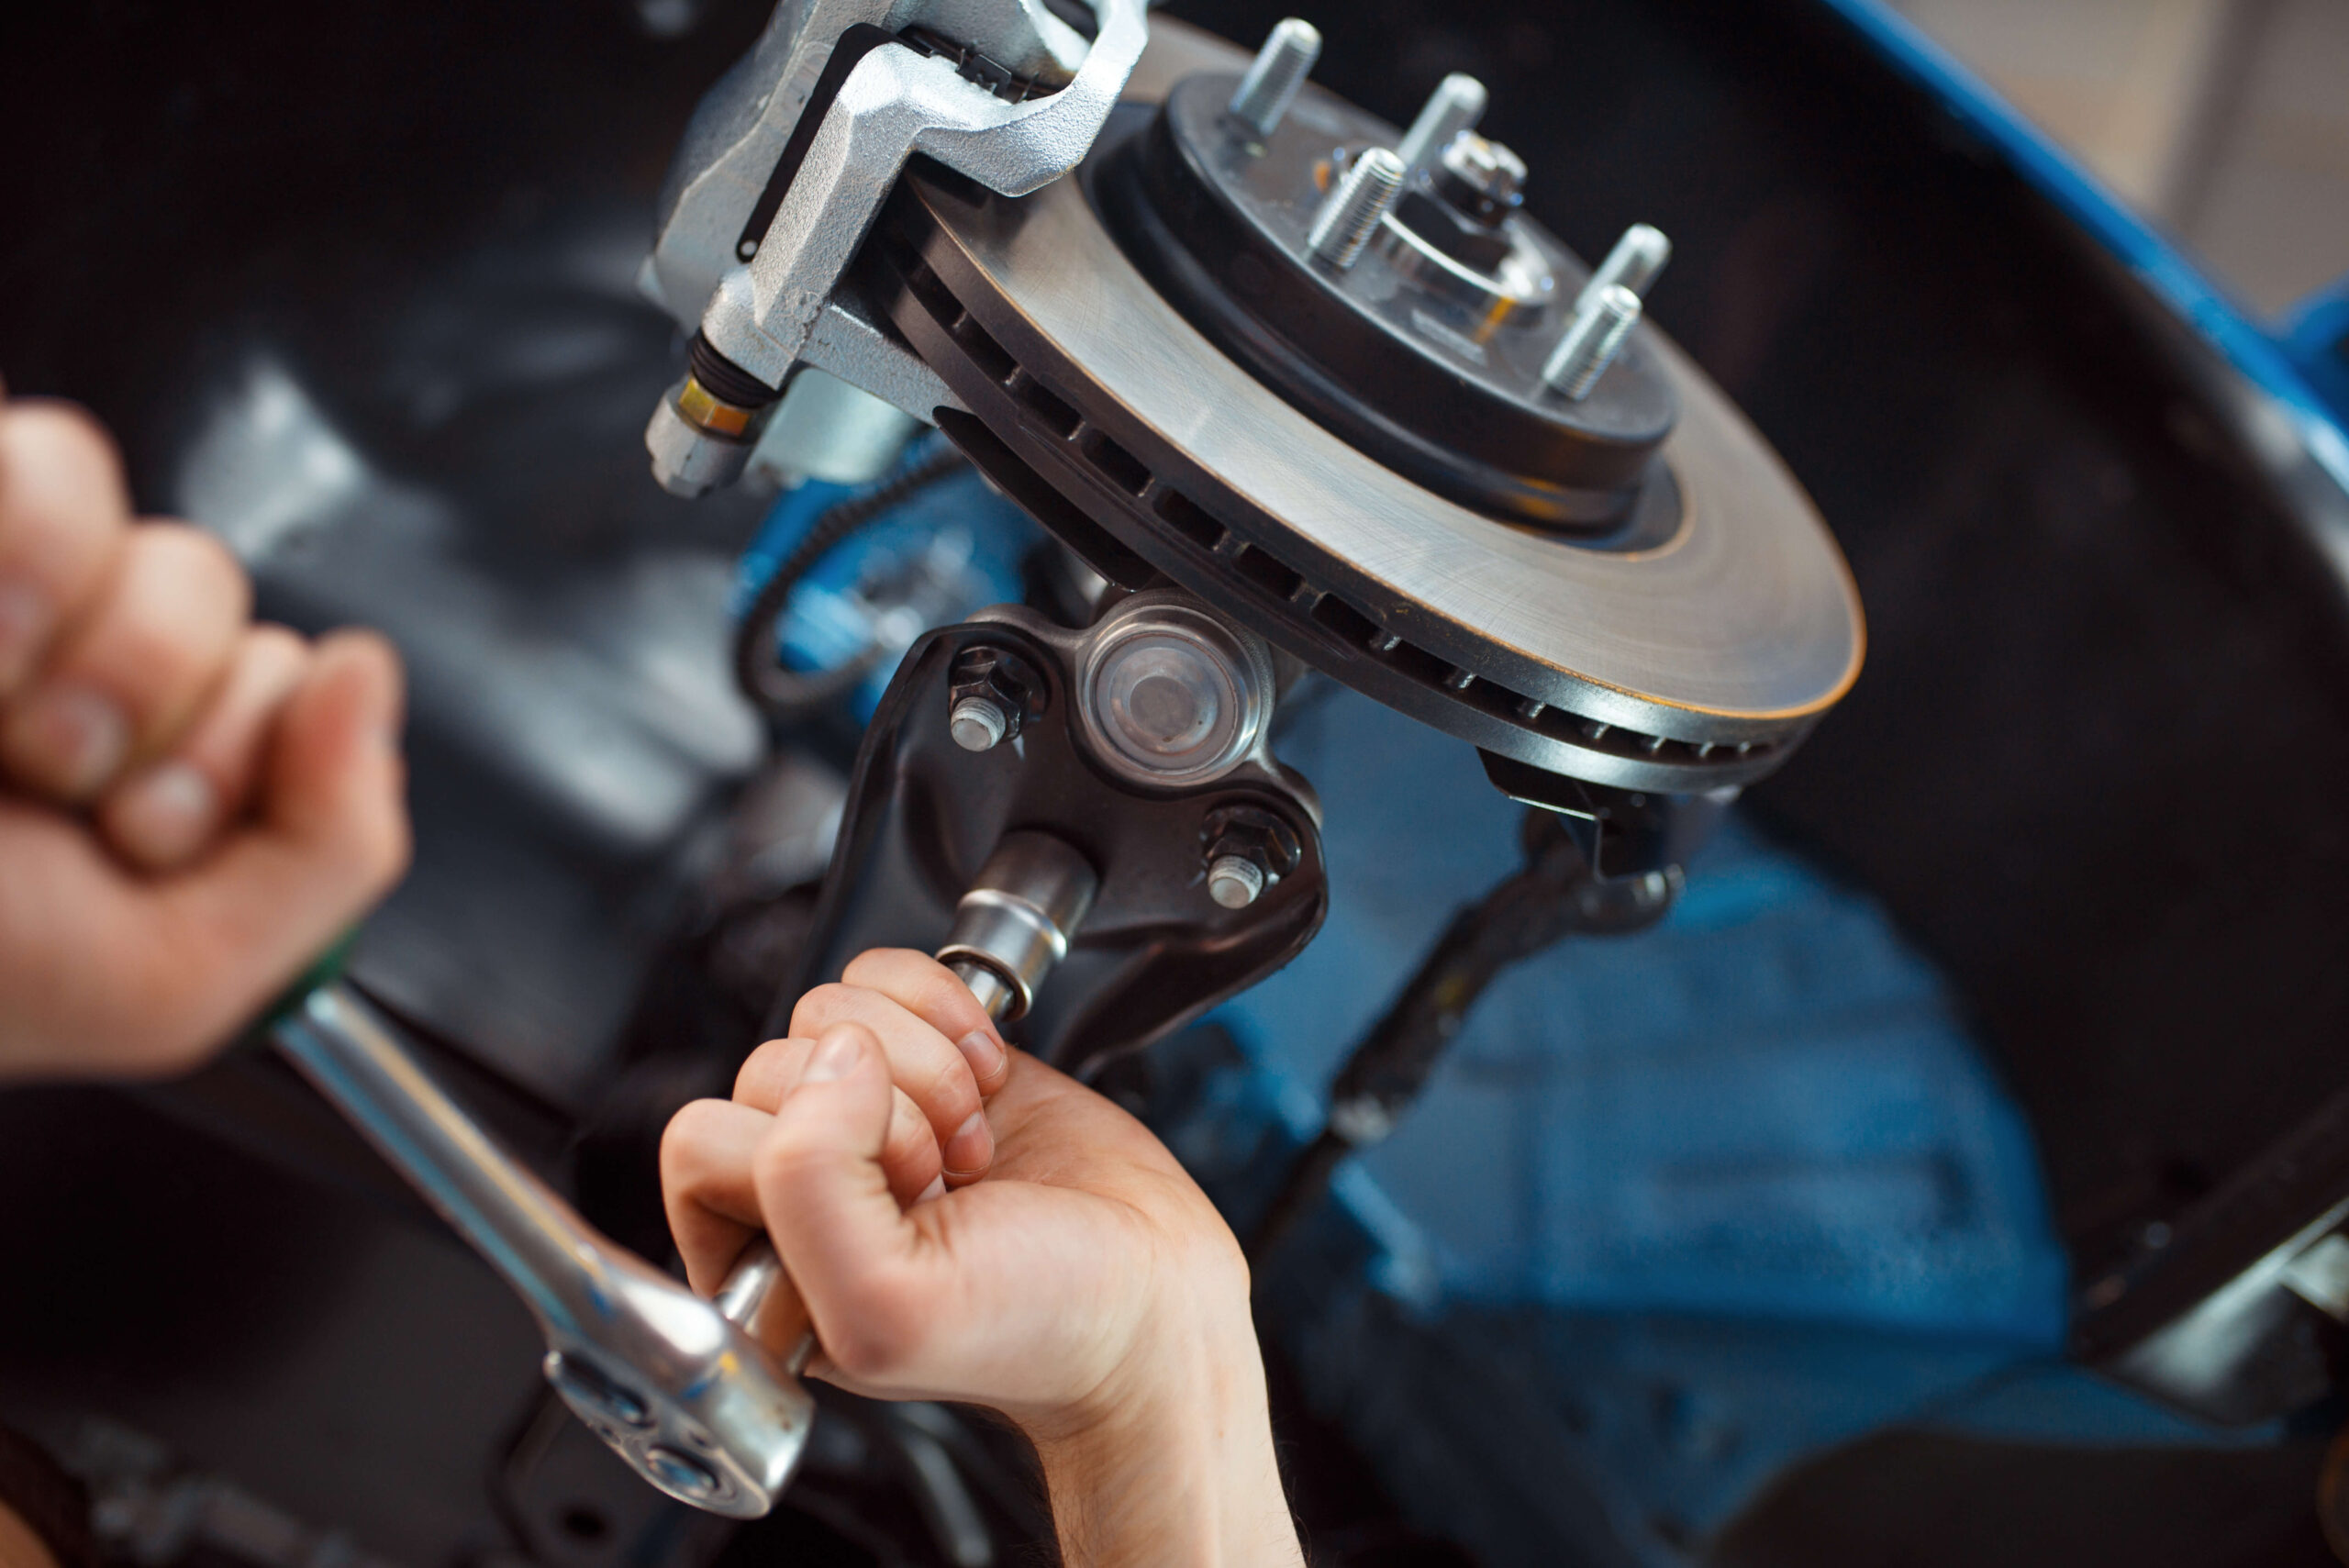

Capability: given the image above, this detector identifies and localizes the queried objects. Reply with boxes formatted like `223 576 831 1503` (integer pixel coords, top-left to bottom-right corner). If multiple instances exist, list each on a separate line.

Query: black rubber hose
732 443 972 720
1245 810 1682 1264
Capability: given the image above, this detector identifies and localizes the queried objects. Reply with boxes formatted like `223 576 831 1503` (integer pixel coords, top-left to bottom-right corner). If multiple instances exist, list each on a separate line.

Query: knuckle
657 1100 726 1183
751 1126 827 1192
242 623 310 673
8 400 124 487
787 983 857 1037
838 948 908 987
140 524 251 620
924 1060 981 1123
733 1037 796 1100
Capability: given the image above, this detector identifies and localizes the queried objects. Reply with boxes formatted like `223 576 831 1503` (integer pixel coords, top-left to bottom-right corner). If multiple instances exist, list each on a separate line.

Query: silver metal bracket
642 0 1147 492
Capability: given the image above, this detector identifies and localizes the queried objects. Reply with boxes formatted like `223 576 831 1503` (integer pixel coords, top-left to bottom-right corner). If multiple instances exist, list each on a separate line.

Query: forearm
1028 1307 1304 1568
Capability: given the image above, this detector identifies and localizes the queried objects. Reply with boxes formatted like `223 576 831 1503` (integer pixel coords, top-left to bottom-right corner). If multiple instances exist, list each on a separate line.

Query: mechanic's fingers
0 523 248 802
737 1032 951 1190
784 983 993 1183
741 1029 981 1188
0 400 130 696
663 1085 942 1296
97 625 309 871
840 948 1010 1096
662 1097 770 1296
140 631 409 1070
752 1024 942 1382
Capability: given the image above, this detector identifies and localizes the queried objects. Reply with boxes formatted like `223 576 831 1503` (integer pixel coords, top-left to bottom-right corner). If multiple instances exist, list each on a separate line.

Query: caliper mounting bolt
1201 804 1304 910
949 644 1046 752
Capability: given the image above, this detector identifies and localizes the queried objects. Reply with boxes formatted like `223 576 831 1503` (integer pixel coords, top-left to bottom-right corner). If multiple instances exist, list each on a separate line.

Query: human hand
0 395 410 1081
661 950 1305 1567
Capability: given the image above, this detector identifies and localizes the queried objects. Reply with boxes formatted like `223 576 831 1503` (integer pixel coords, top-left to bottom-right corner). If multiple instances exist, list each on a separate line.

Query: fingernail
0 578 46 692
3 683 129 799
941 1109 993 1178
956 1028 1006 1084
109 762 219 866
916 1175 946 1206
800 1029 863 1084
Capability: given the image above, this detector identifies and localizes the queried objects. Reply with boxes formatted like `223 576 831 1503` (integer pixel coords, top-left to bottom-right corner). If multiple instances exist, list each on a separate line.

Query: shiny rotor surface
895 21 1864 784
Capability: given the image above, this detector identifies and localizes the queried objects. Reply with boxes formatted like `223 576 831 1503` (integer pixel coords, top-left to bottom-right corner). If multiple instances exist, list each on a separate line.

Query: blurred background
1889 0 2349 315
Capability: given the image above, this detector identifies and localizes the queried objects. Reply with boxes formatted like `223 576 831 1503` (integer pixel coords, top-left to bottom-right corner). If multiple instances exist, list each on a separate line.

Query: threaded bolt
1307 147 1407 270
1396 73 1488 172
1542 284 1643 401
950 695 1010 752
1227 17 1322 139
1579 223 1673 309
1207 853 1267 909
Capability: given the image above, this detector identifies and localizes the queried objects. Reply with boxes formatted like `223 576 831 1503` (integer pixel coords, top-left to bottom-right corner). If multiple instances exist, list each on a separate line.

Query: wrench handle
272 982 618 1334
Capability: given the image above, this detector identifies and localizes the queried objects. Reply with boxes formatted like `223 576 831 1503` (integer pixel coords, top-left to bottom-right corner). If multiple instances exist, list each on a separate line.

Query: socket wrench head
541 1256 815 1518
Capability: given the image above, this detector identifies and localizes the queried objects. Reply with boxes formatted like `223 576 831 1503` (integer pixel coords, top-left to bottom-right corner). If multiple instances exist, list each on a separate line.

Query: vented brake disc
862 23 1863 795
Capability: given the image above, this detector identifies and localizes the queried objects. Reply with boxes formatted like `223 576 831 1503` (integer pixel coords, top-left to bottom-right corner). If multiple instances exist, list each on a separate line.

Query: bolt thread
950 695 1009 752
1543 284 1643 401
1227 18 1322 139
1579 223 1673 309
1397 72 1488 171
1307 148 1407 270
1207 853 1267 909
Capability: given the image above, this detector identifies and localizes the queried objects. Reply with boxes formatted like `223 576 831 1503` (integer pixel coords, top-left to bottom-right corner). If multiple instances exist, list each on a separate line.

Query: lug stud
1579 222 1673 309
1397 73 1488 174
1308 147 1407 270
1228 17 1322 139
1542 283 1642 401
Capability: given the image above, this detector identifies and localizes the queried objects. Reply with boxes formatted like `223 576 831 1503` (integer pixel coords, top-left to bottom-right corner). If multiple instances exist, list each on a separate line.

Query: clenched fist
0 395 409 1080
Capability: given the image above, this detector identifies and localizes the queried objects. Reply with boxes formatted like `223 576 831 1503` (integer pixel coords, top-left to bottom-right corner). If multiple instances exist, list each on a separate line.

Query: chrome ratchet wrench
271 829 1097 1518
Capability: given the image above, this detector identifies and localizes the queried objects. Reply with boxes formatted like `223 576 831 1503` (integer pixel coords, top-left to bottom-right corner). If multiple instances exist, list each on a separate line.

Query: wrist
1025 1282 1302 1567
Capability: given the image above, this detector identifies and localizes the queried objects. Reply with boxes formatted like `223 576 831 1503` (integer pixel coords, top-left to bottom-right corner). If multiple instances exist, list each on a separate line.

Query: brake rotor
866 23 1863 794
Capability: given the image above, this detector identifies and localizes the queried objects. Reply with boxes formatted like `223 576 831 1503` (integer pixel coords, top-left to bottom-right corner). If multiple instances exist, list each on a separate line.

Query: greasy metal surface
880 20 1863 779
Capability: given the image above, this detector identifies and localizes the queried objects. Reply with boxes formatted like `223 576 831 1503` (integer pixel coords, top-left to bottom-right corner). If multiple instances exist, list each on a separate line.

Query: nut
1199 804 1304 910
947 645 1046 751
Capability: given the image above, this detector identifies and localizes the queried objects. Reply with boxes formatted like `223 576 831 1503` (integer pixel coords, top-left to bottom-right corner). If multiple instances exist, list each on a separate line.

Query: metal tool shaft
274 985 619 1334
274 829 1097 1518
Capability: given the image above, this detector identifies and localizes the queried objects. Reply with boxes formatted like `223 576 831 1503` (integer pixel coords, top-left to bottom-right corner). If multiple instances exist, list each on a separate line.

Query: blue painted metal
1187 684 2090 1554
734 439 1040 722
2285 272 2349 424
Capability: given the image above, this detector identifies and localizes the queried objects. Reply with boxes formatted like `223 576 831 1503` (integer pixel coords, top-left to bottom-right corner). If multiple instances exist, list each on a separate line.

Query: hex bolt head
1207 853 1267 909
950 695 1011 752
1227 17 1322 140
1199 804 1305 912
948 644 1046 752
